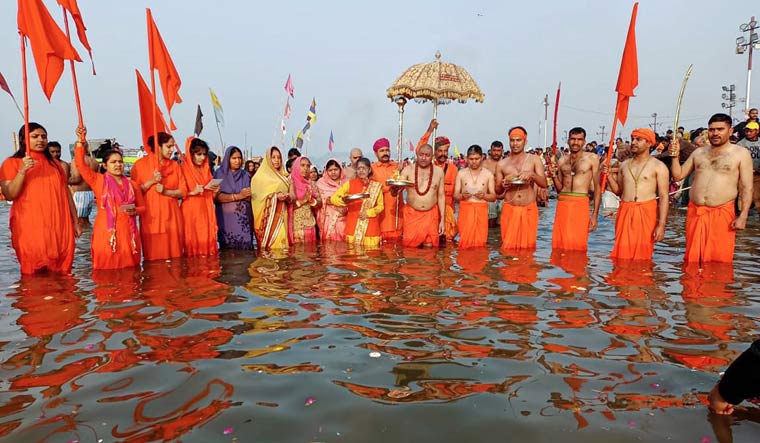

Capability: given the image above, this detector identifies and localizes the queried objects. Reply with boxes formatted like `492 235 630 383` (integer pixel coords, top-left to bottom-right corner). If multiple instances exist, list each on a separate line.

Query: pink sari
316 161 347 241
288 156 317 244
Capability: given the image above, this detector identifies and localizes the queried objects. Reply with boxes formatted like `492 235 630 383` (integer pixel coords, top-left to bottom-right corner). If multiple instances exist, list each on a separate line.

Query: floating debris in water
628 421 636 427
387 387 412 399
84 344 95 351
700 437 711 443
369 351 381 358
223 427 234 435
305 397 316 406
651 383 660 388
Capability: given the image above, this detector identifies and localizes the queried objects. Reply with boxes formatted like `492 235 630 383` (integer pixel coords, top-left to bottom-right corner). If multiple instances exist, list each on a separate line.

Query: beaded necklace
414 163 434 196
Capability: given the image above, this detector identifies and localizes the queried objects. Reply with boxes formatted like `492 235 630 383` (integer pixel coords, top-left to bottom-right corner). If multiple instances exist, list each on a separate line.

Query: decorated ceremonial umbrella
386 51 485 162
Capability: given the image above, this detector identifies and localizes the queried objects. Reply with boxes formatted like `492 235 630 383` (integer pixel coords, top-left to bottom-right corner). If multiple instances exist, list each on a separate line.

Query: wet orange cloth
685 201 735 264
371 161 403 240
551 193 590 251
610 199 657 261
457 200 488 248
402 205 440 247
130 156 186 261
75 146 144 270
180 148 218 257
500 202 538 249
0 152 75 274
437 160 459 240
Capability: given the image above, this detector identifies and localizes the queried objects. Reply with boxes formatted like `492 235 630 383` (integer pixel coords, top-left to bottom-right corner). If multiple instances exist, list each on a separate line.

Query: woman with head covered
315 159 347 242
214 146 254 250
251 146 291 250
330 157 384 247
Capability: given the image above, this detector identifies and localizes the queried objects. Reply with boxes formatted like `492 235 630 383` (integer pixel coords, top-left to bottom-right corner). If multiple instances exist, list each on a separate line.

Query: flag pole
215 118 225 151
147 9 159 170
61 6 84 138
551 82 561 157
599 102 621 194
20 34 30 156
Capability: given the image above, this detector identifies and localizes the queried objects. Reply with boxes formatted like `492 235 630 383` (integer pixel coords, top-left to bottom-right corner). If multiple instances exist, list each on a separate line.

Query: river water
0 202 758 442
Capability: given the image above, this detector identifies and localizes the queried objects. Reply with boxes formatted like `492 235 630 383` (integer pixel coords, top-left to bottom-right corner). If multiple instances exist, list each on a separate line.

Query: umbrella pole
394 97 407 230
432 100 438 151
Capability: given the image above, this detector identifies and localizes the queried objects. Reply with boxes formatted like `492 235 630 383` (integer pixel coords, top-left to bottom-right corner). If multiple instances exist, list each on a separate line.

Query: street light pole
722 84 737 122
736 16 759 112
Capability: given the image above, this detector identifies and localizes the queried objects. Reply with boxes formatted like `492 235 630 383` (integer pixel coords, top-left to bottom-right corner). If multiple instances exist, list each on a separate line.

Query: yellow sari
251 147 290 250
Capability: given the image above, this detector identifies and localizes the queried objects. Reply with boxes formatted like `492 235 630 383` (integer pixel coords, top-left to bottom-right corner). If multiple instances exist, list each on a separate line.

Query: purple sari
214 146 254 249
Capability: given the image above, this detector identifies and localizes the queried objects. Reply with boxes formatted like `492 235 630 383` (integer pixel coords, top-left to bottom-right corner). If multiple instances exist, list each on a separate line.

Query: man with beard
736 121 760 212
47 141 70 180
343 148 363 180
670 113 753 264
395 144 444 247
371 137 403 242
494 127 547 250
548 127 601 251
604 128 669 261
484 140 504 227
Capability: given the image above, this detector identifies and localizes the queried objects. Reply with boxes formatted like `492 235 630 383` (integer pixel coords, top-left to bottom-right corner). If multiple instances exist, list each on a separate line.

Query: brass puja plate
344 193 370 201
386 179 414 187
510 179 527 185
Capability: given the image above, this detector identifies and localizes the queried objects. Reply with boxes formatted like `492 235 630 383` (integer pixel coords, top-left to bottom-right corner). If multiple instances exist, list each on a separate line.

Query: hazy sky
1 0 759 163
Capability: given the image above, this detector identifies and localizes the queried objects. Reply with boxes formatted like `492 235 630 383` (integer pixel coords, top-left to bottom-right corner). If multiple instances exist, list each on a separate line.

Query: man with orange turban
416 119 458 242
371 137 403 241
604 127 669 260
670 113 753 264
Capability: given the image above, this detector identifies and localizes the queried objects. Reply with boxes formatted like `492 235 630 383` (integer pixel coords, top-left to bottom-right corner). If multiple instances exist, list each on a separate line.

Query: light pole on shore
735 16 760 112
722 84 737 122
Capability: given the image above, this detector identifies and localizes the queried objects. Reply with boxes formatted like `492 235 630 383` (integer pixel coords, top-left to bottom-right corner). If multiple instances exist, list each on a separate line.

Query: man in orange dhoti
396 144 445 247
670 113 753 264
495 127 547 250
0 123 81 274
605 128 669 260
454 145 497 248
549 127 601 251
371 137 403 242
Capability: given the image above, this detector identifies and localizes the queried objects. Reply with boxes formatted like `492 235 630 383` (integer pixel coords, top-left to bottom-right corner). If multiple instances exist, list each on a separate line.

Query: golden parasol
386 51 485 162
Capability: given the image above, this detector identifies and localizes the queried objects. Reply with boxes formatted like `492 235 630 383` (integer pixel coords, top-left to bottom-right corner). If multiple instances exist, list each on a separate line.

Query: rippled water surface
0 202 759 443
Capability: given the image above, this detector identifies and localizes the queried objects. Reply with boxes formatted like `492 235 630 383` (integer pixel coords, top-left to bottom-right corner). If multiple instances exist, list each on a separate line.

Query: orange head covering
509 127 527 140
373 138 390 152
631 128 656 146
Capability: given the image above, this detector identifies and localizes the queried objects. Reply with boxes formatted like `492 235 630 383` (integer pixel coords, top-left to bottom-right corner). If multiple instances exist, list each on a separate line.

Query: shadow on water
0 202 758 442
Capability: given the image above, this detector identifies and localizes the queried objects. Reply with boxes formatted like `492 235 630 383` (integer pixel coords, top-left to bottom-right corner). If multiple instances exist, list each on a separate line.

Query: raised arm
669 138 695 181
74 144 99 189
329 181 352 207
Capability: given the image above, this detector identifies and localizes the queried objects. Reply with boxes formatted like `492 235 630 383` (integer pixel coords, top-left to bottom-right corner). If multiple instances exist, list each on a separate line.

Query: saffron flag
194 104 203 136
56 0 95 74
284 74 294 98
0 71 13 98
210 88 224 126
136 69 168 149
17 0 82 101
614 2 639 125
146 9 182 118
284 98 291 119
328 131 334 152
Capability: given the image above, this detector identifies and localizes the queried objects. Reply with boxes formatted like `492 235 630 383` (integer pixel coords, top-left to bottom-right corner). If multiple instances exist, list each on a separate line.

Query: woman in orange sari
74 127 144 269
330 157 384 247
251 146 291 250
316 159 347 242
181 138 219 257
130 132 186 261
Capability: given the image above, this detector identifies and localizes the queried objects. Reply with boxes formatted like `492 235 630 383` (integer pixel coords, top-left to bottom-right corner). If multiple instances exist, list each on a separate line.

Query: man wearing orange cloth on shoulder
371 137 403 242
395 144 445 247
0 123 81 274
415 119 459 242
548 127 601 251
604 128 669 261
495 126 548 250
670 113 753 264
454 145 497 248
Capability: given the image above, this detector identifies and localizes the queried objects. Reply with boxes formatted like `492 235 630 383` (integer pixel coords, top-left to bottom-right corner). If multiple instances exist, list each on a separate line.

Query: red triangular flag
0 71 13 98
135 69 168 150
284 74 294 98
614 2 639 126
56 0 95 74
146 9 182 118
17 0 82 101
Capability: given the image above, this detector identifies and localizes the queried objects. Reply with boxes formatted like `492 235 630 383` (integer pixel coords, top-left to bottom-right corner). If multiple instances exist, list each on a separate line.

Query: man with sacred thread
604 128 669 261
371 138 403 242
548 127 601 251
454 145 497 248
393 144 445 247
670 113 753 264
494 127 548 250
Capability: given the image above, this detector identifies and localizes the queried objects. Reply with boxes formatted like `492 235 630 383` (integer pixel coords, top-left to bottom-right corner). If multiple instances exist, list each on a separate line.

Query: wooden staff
61 6 84 139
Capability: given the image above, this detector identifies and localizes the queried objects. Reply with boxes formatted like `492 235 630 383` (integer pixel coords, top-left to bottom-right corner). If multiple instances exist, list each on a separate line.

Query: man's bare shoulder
482 168 495 179
582 151 599 163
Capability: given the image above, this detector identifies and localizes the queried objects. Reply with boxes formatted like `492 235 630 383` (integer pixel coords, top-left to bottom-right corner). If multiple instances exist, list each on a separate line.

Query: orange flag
136 69 168 150
146 8 182 122
614 2 639 125
56 0 95 74
17 0 82 101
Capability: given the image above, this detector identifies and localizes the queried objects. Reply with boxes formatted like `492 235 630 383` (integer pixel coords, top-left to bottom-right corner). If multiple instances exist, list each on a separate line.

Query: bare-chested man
484 140 505 227
343 148 363 180
395 144 445 247
69 140 100 227
670 113 753 264
548 126 601 251
454 145 497 248
604 128 669 261
47 141 70 180
494 127 547 250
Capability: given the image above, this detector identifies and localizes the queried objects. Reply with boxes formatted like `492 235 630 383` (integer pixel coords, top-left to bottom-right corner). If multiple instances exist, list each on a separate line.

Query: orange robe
333 178 383 246
0 152 74 274
436 160 459 240
500 202 538 250
75 146 144 270
685 201 735 264
457 200 488 248
402 205 440 247
130 156 186 261
181 161 218 257
610 199 657 261
371 161 403 241
551 193 589 251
